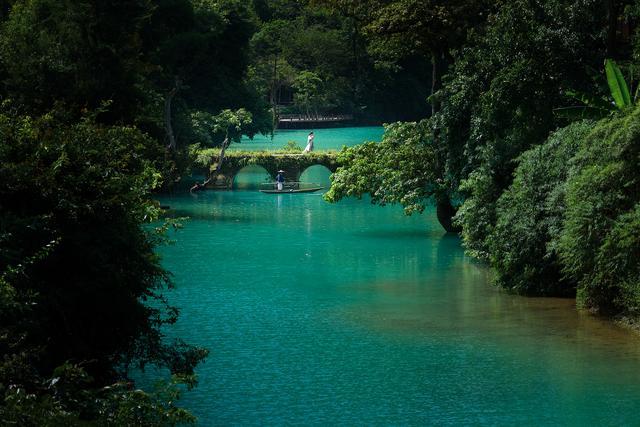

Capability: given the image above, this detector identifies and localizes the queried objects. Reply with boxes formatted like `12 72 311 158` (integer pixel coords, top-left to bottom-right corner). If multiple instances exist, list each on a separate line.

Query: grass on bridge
192 147 342 181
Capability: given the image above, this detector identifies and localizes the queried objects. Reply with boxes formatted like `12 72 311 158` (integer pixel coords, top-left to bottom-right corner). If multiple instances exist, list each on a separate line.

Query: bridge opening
299 165 332 188
232 165 271 190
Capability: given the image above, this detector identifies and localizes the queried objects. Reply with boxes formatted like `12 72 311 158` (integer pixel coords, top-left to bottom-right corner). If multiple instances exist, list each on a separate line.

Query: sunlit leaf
605 59 631 109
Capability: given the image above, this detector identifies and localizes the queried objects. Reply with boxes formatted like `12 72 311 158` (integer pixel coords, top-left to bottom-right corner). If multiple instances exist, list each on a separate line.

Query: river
153 187 640 425
232 126 384 151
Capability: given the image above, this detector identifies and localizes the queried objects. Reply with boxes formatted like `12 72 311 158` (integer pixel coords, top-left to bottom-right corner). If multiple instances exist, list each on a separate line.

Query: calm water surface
154 191 640 426
232 126 384 151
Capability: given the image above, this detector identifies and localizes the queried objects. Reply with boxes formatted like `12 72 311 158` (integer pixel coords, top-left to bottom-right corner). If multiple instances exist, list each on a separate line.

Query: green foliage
0 0 271 179
555 59 635 120
487 121 592 295
249 4 352 116
454 166 501 259
282 140 303 152
249 0 435 122
324 121 437 214
140 0 271 145
292 70 325 115
0 0 150 119
0 109 207 422
441 0 607 257
1 363 197 426
92 374 197 426
606 59 632 108
192 146 338 176
191 108 253 146
559 108 640 315
364 0 490 63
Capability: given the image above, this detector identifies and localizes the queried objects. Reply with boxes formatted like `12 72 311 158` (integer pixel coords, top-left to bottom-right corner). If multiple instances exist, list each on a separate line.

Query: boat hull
259 187 323 194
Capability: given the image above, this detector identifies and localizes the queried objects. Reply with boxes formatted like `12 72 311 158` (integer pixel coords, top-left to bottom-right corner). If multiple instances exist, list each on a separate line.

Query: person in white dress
302 131 314 153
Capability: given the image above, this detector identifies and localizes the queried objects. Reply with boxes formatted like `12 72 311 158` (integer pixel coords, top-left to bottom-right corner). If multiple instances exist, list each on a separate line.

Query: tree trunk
271 55 278 131
351 19 361 104
430 51 446 116
436 194 461 233
164 77 182 150
606 0 619 58
216 137 231 173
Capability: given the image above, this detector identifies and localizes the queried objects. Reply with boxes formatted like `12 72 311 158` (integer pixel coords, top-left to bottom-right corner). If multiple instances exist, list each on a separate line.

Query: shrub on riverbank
485 107 640 314
445 0 605 260
0 111 207 423
488 121 592 295
559 108 640 315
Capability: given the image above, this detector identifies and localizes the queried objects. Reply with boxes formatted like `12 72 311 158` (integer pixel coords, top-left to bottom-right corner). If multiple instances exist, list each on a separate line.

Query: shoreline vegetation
1 0 640 424
321 1 640 327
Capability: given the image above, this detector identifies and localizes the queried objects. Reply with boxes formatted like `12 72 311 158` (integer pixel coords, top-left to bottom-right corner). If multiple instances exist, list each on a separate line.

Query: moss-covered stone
192 148 340 188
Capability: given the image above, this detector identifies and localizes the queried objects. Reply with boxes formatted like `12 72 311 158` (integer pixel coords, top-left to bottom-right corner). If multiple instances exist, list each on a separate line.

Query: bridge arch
205 152 339 189
232 164 271 190
299 164 332 187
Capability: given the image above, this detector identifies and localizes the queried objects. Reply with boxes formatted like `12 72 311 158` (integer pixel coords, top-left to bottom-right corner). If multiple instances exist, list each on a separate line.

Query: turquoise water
154 191 640 425
231 164 331 190
232 126 384 151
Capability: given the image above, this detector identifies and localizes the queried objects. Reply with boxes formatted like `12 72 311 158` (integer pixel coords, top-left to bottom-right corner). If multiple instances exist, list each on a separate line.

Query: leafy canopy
325 121 437 215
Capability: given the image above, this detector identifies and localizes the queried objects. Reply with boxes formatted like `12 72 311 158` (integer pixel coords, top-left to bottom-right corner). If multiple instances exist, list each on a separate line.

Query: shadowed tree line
326 0 640 319
0 0 272 424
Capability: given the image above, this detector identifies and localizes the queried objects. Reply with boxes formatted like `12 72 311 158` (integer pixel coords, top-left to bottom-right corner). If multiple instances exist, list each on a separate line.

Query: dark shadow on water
162 209 271 224
436 232 464 250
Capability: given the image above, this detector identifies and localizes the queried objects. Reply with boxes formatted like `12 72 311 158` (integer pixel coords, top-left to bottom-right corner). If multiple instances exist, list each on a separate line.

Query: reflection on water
151 191 640 425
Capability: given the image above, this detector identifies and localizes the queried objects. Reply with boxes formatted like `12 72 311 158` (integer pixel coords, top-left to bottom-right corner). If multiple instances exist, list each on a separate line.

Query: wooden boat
260 187 324 194
259 181 324 194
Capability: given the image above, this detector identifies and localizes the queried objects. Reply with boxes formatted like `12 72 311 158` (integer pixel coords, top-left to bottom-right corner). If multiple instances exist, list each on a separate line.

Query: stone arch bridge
206 151 340 189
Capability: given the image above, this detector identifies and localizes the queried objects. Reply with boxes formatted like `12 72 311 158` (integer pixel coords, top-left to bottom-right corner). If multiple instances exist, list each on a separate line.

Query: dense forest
1 0 640 424
327 0 640 316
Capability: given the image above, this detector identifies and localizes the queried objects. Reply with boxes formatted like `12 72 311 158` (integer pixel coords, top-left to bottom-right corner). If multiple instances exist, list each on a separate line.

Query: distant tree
141 0 269 151
292 71 324 117
191 108 254 172
364 0 493 115
250 19 295 128
311 0 372 103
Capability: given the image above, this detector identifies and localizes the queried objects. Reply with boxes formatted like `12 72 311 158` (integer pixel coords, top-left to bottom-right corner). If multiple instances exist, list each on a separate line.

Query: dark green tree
364 0 493 115
0 0 150 122
139 0 270 151
559 107 640 315
438 0 608 257
487 121 593 296
0 109 207 422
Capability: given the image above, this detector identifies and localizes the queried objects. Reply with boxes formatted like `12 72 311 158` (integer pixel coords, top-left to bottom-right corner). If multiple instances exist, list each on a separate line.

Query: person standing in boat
275 170 285 191
302 131 314 153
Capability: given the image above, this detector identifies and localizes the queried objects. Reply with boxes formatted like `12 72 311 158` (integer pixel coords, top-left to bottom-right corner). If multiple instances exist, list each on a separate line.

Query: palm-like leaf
554 106 610 120
605 59 632 108
565 90 613 110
